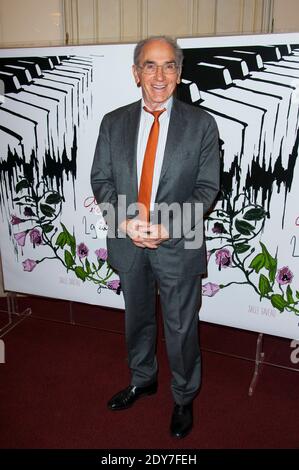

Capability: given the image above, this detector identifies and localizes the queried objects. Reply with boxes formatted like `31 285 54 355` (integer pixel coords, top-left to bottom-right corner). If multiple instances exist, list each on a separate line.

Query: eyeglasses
138 62 179 75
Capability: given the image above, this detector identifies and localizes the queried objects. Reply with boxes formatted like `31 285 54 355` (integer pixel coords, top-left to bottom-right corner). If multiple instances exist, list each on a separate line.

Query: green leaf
85 258 91 274
64 250 75 269
60 223 76 256
16 180 29 193
235 219 255 236
249 253 265 273
259 274 272 297
296 291 299 300
45 193 62 205
40 204 55 217
286 285 295 304
270 294 288 313
60 222 71 237
56 232 67 249
74 266 87 282
42 224 54 234
243 208 266 221
260 242 277 283
92 263 97 271
269 263 277 284
234 243 251 254
69 234 76 257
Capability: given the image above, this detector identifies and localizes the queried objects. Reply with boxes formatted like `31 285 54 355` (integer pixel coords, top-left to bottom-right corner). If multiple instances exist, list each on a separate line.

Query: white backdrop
0 43 138 309
178 33 299 340
0 33 299 340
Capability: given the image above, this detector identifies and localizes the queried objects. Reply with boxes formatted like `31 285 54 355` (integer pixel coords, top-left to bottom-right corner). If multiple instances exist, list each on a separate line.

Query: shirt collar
141 96 173 117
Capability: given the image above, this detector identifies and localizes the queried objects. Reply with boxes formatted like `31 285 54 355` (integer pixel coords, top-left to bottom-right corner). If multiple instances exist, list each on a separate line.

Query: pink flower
11 215 24 225
14 231 27 247
276 266 293 285
77 243 89 259
107 279 121 294
215 248 232 270
29 228 42 247
202 282 220 297
95 248 108 261
22 259 37 272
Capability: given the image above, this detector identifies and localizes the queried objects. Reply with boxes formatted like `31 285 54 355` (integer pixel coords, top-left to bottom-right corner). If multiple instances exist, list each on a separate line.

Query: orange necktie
138 107 166 221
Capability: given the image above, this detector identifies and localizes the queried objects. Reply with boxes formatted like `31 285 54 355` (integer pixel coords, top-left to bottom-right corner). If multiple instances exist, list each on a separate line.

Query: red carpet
0 295 298 449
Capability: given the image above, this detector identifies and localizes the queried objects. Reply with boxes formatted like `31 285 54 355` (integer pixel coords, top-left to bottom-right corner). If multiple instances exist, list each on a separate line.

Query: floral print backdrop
178 33 299 339
1 35 299 339
0 43 137 309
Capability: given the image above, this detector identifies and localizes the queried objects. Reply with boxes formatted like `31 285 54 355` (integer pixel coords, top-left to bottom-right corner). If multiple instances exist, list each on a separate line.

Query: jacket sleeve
169 116 220 245
90 115 124 235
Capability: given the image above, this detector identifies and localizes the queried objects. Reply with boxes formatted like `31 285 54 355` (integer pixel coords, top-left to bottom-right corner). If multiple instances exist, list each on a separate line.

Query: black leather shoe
107 382 158 411
170 402 193 439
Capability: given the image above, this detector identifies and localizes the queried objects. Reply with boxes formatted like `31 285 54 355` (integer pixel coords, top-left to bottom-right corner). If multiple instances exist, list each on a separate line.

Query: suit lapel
156 99 187 199
124 100 141 201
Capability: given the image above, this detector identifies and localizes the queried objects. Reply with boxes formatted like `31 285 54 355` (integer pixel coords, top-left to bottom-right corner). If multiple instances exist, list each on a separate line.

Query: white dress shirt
136 97 173 211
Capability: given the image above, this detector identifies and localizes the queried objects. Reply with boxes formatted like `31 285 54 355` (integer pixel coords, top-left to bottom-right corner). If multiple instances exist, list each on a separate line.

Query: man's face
132 40 181 110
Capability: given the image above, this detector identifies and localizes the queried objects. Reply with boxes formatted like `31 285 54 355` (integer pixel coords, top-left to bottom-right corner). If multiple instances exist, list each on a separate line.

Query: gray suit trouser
118 247 202 405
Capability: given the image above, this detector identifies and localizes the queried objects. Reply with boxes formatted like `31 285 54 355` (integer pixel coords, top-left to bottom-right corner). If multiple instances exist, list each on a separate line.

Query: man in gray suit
91 36 220 439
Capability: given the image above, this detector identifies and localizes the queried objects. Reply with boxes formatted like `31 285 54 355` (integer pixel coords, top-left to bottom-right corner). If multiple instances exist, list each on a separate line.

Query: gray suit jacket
91 97 220 276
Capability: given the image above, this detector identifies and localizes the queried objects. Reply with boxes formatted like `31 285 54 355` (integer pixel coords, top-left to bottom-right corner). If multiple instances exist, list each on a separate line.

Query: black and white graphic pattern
178 43 299 223
177 37 299 339
0 54 93 205
0 43 137 309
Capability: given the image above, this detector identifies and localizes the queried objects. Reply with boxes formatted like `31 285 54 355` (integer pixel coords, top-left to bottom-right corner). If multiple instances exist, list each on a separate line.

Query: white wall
273 0 299 32
0 0 64 46
1 0 299 48
63 0 299 44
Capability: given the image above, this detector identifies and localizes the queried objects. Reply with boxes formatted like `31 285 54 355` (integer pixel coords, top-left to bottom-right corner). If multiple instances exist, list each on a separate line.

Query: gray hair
133 36 184 69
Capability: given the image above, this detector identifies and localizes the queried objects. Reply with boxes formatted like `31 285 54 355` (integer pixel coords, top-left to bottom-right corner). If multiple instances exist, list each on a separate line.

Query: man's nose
155 65 165 79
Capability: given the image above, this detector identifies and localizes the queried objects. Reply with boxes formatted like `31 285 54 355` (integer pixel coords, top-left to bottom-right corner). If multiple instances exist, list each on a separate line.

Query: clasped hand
119 219 169 249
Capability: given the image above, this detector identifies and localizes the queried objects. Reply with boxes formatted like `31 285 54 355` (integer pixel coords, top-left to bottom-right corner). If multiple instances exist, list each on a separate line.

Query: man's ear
132 65 140 86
